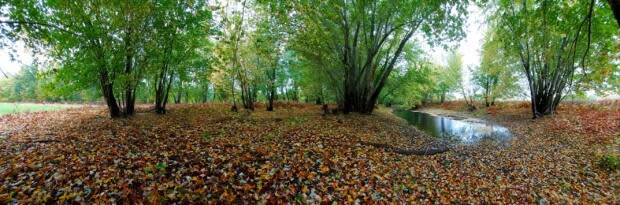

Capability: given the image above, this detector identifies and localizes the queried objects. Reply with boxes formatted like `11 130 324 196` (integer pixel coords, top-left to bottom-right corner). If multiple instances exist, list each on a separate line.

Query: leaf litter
0 102 618 204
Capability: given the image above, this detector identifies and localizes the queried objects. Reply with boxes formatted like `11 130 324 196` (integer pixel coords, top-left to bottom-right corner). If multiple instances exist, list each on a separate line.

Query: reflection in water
394 110 511 144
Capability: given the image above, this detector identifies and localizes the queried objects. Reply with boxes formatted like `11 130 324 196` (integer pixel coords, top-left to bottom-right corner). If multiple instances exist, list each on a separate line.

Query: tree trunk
266 88 274 111
340 26 415 114
124 83 135 116
174 90 181 104
155 66 174 114
161 75 173 113
174 93 181 104
99 71 121 118
123 29 135 116
230 75 238 112
230 77 239 112
315 97 322 105
174 80 184 104
202 84 209 103
484 79 490 107
608 0 620 27
155 72 174 114
239 79 255 110
440 92 446 103
91 36 122 118
264 58 276 111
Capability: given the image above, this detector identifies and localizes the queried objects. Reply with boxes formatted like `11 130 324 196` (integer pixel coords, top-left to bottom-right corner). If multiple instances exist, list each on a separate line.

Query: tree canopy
0 0 618 118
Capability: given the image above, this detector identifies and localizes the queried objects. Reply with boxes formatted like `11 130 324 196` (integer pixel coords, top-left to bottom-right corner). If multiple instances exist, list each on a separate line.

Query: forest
0 0 619 203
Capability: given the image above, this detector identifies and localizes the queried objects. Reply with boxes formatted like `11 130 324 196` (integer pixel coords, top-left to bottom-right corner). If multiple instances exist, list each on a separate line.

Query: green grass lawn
0 103 78 116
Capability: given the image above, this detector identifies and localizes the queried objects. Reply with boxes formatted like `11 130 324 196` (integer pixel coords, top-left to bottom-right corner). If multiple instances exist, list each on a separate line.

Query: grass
0 102 78 116
599 154 620 171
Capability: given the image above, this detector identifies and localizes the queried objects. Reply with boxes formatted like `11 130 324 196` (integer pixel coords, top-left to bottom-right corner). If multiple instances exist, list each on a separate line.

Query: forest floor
0 101 618 204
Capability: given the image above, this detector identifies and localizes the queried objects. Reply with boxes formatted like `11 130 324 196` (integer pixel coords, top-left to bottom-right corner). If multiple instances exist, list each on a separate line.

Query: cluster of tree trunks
514 0 595 118
239 79 257 111
480 76 498 107
95 25 138 118
340 24 417 114
154 34 176 114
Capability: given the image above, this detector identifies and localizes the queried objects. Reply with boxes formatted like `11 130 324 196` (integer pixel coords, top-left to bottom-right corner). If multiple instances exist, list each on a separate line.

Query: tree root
359 141 449 155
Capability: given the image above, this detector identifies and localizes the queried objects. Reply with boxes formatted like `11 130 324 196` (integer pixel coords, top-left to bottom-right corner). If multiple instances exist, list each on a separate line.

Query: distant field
0 103 79 116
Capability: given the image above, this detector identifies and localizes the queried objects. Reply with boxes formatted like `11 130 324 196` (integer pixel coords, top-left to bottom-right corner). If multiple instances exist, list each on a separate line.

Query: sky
0 42 33 77
422 4 487 97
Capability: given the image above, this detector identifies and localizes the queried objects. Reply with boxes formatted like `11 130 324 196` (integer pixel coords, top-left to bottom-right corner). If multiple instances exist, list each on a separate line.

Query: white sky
427 5 485 67
455 5 486 83
423 4 486 98
0 42 33 76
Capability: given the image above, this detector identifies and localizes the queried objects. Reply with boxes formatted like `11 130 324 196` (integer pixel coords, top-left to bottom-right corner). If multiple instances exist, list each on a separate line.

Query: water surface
394 109 511 144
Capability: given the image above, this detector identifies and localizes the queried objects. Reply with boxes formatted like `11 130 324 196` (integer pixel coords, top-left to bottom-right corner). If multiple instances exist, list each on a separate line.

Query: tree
2 0 211 117
437 50 463 103
472 30 519 107
286 0 468 114
379 44 441 107
209 0 255 111
150 0 211 114
3 65 38 101
606 0 620 27
494 0 618 118
444 50 475 110
252 1 286 111
380 60 437 107
3 1 137 117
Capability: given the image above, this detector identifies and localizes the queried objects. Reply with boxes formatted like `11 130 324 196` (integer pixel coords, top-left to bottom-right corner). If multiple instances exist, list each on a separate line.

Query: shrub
155 162 168 171
598 155 620 171
202 132 211 140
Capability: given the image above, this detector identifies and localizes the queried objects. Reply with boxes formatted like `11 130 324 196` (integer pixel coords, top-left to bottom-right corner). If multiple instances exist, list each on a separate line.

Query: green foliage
445 50 464 100
472 29 520 105
1 0 619 117
492 0 619 116
445 50 463 80
202 132 212 141
0 65 100 102
380 47 467 107
287 116 307 126
598 154 620 171
155 162 168 172
284 0 469 113
0 66 37 101
2 0 212 116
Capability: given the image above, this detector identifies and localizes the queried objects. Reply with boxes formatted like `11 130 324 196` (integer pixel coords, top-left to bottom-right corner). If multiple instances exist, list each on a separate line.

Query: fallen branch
31 139 60 143
14 139 61 144
359 141 449 155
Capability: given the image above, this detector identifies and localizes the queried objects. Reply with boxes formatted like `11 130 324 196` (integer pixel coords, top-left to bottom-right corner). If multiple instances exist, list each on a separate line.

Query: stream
394 109 512 144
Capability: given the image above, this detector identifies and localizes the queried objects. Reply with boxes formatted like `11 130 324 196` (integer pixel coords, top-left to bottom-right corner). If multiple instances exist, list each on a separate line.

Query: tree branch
0 20 81 37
